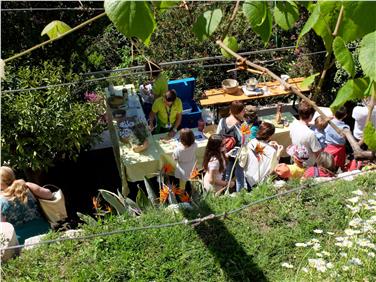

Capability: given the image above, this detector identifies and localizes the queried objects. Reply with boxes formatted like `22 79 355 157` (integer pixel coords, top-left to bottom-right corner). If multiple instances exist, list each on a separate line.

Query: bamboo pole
216 40 375 161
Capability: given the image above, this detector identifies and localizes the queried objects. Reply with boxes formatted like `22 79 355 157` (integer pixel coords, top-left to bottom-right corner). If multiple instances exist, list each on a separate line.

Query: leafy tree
1 61 105 173
103 0 376 150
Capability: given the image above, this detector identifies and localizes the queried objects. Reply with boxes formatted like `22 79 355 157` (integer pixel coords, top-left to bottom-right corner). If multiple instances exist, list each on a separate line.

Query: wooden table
199 77 310 120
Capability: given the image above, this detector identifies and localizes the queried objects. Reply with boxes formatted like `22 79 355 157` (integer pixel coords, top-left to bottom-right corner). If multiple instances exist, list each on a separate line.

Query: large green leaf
312 1 340 51
330 78 369 112
243 1 266 27
152 1 179 13
220 36 239 58
41 20 72 39
136 185 151 210
153 72 169 98
297 3 320 46
339 2 376 42
99 189 128 215
359 31 376 82
104 0 156 46
273 1 299 31
192 9 222 41
301 73 319 89
143 176 158 207
243 1 272 44
333 37 355 78
364 122 376 151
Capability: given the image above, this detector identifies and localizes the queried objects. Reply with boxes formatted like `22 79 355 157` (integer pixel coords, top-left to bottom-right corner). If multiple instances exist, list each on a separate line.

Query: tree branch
220 0 240 41
4 12 106 63
216 40 375 161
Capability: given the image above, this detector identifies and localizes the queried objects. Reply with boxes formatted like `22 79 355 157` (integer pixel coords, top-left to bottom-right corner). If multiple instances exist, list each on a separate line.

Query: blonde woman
0 166 53 244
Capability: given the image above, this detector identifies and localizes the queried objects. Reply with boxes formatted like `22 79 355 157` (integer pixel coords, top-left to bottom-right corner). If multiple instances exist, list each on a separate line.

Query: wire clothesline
82 46 297 77
1 169 374 252
2 49 327 94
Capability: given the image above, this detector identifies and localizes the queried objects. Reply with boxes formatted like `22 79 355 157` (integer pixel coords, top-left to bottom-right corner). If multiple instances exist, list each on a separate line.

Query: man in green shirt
149 90 183 138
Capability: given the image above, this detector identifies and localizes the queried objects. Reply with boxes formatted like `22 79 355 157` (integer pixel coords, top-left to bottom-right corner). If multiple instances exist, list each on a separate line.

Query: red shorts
324 144 346 170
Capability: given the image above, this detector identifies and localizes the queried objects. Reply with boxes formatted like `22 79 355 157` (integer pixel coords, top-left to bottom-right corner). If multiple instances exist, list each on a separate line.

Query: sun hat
274 163 291 179
286 144 309 161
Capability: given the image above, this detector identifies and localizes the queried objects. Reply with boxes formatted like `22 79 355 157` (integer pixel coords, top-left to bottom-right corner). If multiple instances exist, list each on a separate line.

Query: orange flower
159 184 169 203
162 163 174 174
92 196 100 210
172 185 185 195
240 123 251 135
179 192 190 203
254 142 266 161
190 165 200 179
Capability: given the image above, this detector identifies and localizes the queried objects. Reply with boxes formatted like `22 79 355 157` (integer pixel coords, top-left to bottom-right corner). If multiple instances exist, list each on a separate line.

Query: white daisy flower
313 229 323 234
368 252 375 258
313 243 321 251
326 231 335 235
347 196 359 204
352 190 363 196
345 229 360 236
349 218 362 227
322 251 331 257
301 267 309 273
342 265 350 271
340 252 348 257
348 257 362 266
281 262 294 268
326 262 334 269
295 243 307 247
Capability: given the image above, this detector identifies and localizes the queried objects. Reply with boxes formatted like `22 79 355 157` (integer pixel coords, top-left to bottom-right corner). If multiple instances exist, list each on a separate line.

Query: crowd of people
169 99 375 193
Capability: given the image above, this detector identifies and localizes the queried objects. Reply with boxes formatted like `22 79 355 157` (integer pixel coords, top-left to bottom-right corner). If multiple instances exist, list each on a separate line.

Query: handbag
38 184 68 225
220 118 238 152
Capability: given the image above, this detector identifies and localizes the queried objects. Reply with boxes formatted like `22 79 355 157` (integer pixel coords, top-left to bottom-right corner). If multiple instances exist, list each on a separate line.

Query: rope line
2 49 326 94
1 169 374 252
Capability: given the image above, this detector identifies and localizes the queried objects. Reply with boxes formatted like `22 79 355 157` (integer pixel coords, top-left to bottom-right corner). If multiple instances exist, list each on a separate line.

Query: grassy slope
2 172 376 281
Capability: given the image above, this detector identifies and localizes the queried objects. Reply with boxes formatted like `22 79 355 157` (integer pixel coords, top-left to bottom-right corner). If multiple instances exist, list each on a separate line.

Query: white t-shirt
203 157 224 192
173 142 197 181
289 120 322 166
352 106 376 140
244 139 278 187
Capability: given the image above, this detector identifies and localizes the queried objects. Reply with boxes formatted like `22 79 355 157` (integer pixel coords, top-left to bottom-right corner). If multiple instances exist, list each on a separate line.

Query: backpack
219 118 239 152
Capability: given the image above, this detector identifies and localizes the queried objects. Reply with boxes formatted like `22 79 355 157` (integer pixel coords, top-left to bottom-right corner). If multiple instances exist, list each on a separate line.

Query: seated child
303 152 337 178
274 145 309 180
324 106 349 171
203 134 235 192
173 128 198 189
244 105 260 140
311 116 328 149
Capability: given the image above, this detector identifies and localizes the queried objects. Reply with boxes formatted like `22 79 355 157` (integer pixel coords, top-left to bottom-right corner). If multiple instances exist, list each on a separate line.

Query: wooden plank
199 77 309 107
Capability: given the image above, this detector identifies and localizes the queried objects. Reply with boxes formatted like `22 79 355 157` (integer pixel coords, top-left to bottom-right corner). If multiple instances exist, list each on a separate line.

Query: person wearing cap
149 89 183 138
274 145 309 180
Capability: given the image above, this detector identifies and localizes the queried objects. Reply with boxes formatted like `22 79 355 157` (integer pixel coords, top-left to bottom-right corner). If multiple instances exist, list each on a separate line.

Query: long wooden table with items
199 77 310 107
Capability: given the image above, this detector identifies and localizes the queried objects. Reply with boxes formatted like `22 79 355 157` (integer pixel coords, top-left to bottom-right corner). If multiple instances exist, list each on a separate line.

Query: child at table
173 128 197 189
324 106 349 171
303 152 337 178
244 105 260 140
311 116 328 149
274 144 309 180
203 134 235 192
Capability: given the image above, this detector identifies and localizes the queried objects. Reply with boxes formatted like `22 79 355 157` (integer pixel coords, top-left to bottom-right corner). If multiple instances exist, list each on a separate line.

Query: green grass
2 172 376 281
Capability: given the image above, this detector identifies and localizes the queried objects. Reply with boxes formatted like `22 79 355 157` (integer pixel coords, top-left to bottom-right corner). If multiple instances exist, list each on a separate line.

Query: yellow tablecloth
120 129 208 182
260 112 296 157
